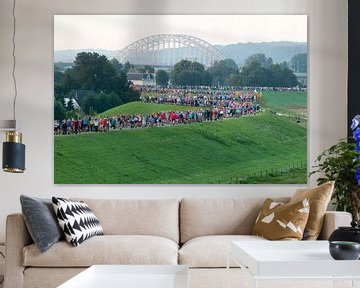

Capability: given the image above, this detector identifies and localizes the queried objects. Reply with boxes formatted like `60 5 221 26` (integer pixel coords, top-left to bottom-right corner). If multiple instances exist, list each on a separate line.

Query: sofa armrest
318 211 352 240
4 213 33 288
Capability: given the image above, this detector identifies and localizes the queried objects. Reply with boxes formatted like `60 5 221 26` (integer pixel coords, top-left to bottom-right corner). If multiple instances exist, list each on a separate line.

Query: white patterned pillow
52 197 104 246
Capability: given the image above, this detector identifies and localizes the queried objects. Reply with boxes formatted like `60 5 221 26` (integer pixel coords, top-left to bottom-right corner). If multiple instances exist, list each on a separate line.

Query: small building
63 98 80 110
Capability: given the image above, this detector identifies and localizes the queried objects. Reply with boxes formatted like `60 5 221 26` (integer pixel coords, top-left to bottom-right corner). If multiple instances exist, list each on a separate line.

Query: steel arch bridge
114 34 225 68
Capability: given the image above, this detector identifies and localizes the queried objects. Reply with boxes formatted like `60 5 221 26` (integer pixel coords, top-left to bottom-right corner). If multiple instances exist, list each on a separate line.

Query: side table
227 240 360 288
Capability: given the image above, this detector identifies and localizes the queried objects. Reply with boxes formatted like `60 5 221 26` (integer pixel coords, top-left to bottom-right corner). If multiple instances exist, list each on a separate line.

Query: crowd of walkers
140 86 260 106
54 105 260 135
141 91 258 108
54 86 262 135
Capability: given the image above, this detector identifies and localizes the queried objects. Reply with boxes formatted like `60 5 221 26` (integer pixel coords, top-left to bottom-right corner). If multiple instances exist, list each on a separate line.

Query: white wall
0 0 348 242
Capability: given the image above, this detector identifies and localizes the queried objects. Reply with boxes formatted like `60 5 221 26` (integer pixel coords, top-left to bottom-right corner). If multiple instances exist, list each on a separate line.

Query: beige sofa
4 198 352 288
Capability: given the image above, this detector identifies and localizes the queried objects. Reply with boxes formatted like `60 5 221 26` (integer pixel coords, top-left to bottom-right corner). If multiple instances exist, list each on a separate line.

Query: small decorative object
329 241 360 260
329 221 360 244
310 114 360 222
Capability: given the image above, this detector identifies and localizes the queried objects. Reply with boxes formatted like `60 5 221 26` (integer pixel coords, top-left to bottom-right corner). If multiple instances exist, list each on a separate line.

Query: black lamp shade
3 141 25 173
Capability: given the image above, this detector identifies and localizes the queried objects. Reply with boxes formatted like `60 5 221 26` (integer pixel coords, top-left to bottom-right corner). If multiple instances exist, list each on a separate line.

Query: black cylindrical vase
2 131 25 173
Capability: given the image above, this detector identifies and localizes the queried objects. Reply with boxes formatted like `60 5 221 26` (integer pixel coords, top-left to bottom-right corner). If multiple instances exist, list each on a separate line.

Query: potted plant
310 115 360 222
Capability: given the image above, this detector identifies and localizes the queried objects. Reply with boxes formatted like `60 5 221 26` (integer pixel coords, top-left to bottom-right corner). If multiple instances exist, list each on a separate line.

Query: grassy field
230 167 307 184
54 113 307 184
261 91 307 117
99 101 201 117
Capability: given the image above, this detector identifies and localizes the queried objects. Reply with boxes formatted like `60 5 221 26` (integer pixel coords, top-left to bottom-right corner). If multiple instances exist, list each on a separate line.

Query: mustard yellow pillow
252 198 310 240
289 181 334 240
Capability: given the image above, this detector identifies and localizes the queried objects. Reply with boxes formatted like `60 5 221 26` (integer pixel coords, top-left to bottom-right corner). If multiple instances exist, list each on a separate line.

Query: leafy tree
190 61 205 72
119 90 140 105
269 64 298 87
239 61 272 86
171 60 211 86
110 58 123 75
54 100 65 120
54 70 64 82
54 68 79 97
208 58 238 86
202 71 213 86
74 52 116 92
225 73 240 86
54 84 66 101
65 110 78 120
245 53 273 68
173 60 193 74
290 53 307 73
237 55 298 87
175 70 192 86
82 93 98 115
113 72 130 93
156 70 169 86
123 61 134 73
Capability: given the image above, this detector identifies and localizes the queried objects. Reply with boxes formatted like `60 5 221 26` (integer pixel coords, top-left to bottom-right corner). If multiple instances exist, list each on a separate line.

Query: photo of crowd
54 87 261 135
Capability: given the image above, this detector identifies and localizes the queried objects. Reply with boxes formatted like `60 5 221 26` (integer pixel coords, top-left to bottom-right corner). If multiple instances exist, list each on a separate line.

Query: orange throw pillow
252 198 310 240
289 181 334 240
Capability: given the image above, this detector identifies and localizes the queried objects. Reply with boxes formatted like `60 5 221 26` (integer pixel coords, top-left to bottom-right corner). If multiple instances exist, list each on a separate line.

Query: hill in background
216 41 306 65
54 41 306 66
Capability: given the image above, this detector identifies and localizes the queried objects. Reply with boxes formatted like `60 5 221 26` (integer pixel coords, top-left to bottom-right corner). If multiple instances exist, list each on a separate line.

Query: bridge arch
114 34 225 68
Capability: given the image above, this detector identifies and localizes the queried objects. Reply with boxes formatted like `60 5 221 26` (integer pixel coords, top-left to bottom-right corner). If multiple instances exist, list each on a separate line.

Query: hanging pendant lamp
1 0 26 173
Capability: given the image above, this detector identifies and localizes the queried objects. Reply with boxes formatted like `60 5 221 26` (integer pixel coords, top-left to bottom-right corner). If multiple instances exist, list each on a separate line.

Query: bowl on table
329 241 360 260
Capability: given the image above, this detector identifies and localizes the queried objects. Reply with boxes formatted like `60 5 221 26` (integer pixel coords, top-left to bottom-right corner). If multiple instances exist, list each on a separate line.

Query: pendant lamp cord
11 0 17 128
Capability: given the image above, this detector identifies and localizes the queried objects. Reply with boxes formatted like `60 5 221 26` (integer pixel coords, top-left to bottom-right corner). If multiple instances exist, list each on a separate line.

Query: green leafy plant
310 139 360 221
311 115 360 221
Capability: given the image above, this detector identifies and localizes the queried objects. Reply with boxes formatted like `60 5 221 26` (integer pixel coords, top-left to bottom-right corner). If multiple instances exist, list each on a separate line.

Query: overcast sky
54 15 307 51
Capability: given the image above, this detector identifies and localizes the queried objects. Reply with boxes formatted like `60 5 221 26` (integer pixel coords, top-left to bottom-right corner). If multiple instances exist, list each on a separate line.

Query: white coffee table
228 241 360 288
58 265 189 288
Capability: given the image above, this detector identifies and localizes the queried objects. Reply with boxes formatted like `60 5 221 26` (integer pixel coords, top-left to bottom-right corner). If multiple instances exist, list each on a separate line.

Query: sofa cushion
72 198 179 243
252 198 310 240
179 235 267 268
23 235 178 267
290 181 334 240
52 197 104 247
180 198 289 243
20 195 64 253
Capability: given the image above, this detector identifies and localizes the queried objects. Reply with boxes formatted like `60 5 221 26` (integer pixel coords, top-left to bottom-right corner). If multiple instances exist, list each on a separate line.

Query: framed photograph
54 15 307 184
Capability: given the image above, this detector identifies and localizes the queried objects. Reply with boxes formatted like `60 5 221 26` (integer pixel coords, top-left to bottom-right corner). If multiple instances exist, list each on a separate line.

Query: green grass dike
261 90 307 117
54 113 307 184
98 101 202 117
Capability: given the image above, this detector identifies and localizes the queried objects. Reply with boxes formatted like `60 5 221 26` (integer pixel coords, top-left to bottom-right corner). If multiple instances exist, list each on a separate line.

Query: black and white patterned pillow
52 197 104 247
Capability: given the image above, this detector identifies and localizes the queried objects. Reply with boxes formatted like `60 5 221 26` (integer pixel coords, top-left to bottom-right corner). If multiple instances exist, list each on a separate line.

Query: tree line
155 53 305 87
